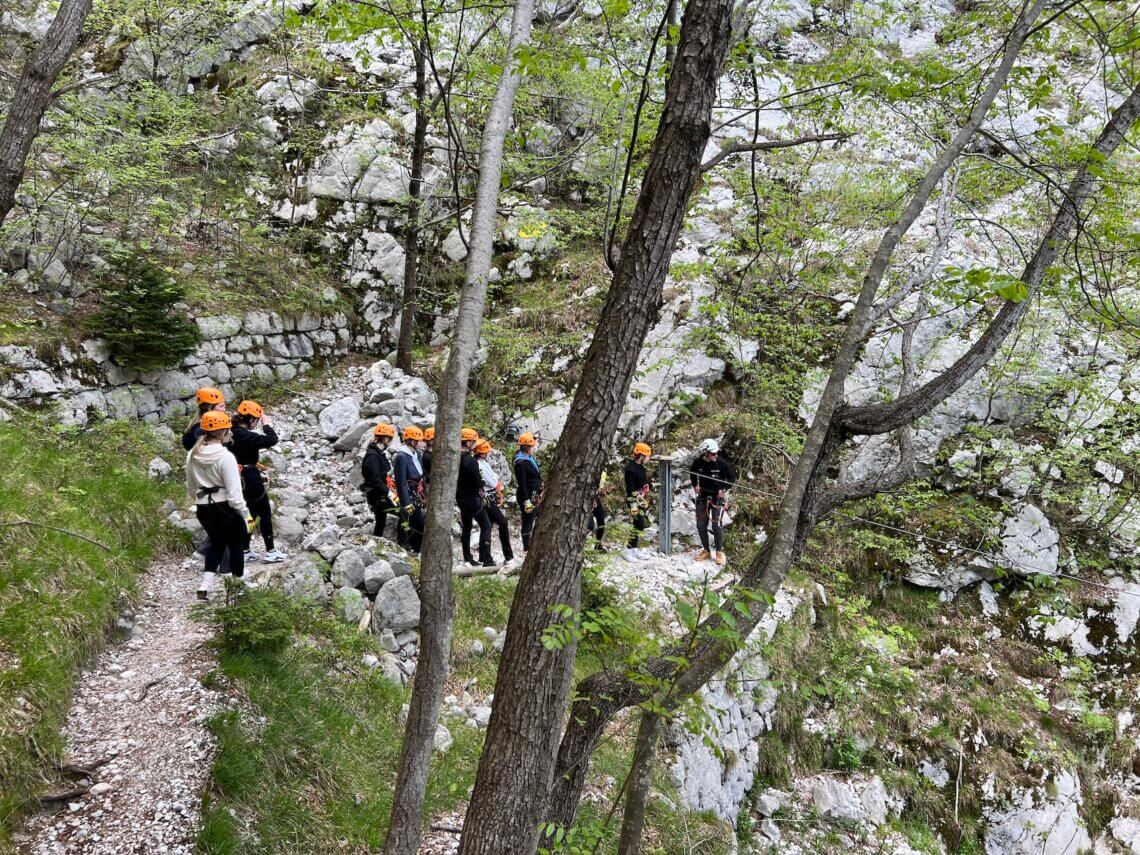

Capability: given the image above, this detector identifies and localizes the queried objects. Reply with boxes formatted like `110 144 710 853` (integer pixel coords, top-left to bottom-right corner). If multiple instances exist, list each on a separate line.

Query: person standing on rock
394 425 426 553
476 439 515 566
514 432 542 552
457 428 494 567
691 438 735 566
422 426 435 489
588 470 608 553
362 422 398 540
182 387 226 451
185 411 253 598
624 442 653 561
231 400 287 565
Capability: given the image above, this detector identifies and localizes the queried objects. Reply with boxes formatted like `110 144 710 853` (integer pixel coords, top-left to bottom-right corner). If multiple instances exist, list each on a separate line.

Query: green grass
0 415 183 845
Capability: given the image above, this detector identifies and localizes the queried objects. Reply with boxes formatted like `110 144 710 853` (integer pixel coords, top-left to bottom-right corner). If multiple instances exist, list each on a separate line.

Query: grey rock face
374 575 420 632
333 419 374 452
983 770 1090 855
363 559 395 595
302 525 344 561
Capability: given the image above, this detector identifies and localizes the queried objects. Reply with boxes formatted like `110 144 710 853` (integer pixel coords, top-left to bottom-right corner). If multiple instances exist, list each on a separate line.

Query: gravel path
15 556 220 854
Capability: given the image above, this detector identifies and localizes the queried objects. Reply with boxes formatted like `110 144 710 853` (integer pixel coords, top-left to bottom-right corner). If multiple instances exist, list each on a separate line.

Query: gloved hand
246 517 257 533
524 500 535 513
403 505 415 514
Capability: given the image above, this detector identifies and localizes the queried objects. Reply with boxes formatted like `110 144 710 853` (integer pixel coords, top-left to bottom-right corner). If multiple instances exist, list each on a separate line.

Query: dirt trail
16 556 220 854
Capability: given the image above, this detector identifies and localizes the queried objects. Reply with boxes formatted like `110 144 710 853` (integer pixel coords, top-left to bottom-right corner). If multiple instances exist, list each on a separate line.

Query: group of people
182 387 286 597
358 425 737 569
180 383 738 593
360 425 539 567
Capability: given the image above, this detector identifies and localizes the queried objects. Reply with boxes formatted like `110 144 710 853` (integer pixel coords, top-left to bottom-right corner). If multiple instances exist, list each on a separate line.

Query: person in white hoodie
186 410 252 598
475 440 514 566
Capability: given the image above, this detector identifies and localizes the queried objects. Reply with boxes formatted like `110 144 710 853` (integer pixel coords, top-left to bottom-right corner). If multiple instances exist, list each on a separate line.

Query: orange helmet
461 427 479 442
518 432 536 447
403 426 424 441
475 439 492 455
237 400 264 419
200 411 232 432
424 427 436 441
373 422 396 438
634 442 652 457
196 387 224 405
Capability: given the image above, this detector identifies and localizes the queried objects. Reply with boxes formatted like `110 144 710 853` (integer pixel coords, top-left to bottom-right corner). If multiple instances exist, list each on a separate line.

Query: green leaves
940 266 1030 304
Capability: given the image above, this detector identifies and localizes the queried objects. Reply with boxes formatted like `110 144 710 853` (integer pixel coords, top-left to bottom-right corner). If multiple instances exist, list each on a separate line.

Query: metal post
657 457 673 555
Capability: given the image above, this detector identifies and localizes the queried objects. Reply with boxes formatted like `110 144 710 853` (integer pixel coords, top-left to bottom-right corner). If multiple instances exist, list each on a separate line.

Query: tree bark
616 710 664 855
396 36 429 373
0 0 93 226
457 0 739 851
547 0 1053 825
383 0 536 851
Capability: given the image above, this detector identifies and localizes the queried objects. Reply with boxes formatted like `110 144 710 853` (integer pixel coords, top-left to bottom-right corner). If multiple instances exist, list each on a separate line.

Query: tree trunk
396 37 429 373
616 710 664 855
457 0 738 851
0 0 93 225
383 1 535 851
547 0 1053 823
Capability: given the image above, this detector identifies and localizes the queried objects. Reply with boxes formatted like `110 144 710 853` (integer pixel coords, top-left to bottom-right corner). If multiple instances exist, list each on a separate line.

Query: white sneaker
197 572 216 600
244 550 261 564
622 548 641 562
262 549 287 563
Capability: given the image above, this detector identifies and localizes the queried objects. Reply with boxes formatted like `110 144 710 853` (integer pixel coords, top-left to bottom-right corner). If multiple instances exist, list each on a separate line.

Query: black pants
367 488 397 538
243 490 274 551
398 504 424 553
588 503 606 547
197 503 247 577
485 501 514 561
459 499 493 565
696 492 725 552
519 502 539 551
627 498 648 549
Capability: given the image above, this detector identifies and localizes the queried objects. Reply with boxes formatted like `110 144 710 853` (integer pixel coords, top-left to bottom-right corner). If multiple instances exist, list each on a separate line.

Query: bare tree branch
698 131 849 173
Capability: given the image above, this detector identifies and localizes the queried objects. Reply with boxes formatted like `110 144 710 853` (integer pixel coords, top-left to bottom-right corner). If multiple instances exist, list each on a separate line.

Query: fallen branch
429 822 463 833
56 757 109 778
698 132 850 174
453 564 500 577
0 518 113 552
39 785 90 803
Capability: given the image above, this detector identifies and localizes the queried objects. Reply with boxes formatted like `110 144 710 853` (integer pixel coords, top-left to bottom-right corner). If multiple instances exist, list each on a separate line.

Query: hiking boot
715 551 727 566
694 549 712 562
197 572 216 600
262 549 287 563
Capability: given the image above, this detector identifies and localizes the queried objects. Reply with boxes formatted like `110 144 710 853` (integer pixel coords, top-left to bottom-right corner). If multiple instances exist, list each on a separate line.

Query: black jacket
514 452 542 505
456 451 484 506
690 455 736 495
393 449 424 507
423 449 433 484
181 422 204 451
361 442 393 492
624 460 650 497
230 424 278 496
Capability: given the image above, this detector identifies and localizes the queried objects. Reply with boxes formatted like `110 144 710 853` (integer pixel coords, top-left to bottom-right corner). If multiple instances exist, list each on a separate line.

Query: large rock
332 587 366 624
302 525 344 561
331 549 367 589
333 419 374 452
196 315 243 340
363 559 395 595
995 503 1059 577
809 775 889 827
983 769 1090 855
283 558 327 604
319 397 361 440
374 575 420 632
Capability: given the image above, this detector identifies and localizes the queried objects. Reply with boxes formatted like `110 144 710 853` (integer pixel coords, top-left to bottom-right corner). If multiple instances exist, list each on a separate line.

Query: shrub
211 585 294 655
85 251 200 370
